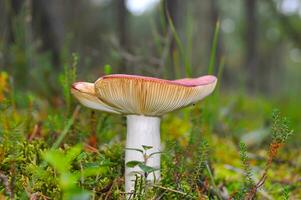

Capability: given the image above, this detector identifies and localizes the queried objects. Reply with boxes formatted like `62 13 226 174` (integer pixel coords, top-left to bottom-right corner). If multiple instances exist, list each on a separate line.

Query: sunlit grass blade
215 56 225 97
208 20 220 75
52 106 80 149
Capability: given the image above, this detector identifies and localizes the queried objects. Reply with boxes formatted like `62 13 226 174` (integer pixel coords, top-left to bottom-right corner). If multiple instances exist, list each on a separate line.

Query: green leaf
125 148 143 154
142 145 153 151
138 163 158 173
66 144 82 162
148 151 162 158
65 189 90 200
126 161 143 168
60 172 78 189
42 150 70 172
80 166 109 177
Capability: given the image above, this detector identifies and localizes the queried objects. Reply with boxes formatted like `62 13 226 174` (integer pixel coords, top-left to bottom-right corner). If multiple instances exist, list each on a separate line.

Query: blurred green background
0 0 301 138
0 0 300 141
1 0 300 90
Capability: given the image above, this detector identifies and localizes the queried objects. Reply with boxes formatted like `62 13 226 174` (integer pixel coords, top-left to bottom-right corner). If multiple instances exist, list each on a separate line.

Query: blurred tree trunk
32 0 64 68
6 0 23 42
0 0 63 69
0 0 23 69
116 0 129 73
244 0 258 90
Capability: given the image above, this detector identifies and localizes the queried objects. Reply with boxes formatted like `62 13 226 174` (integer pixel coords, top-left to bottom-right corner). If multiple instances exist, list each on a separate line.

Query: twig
152 184 189 196
28 122 43 141
0 171 13 199
30 192 49 200
246 152 297 168
245 142 282 200
224 164 273 200
152 190 167 200
104 180 114 200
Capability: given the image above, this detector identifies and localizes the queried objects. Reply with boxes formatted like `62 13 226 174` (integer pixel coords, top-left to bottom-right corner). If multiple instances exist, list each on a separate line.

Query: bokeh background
0 0 301 142
0 1 301 198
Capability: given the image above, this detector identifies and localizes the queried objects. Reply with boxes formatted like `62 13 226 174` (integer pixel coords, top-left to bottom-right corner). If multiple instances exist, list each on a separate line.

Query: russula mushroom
71 74 217 194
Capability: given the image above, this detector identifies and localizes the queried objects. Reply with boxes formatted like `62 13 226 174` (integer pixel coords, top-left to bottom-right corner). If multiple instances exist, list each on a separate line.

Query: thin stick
0 171 13 199
152 184 188 196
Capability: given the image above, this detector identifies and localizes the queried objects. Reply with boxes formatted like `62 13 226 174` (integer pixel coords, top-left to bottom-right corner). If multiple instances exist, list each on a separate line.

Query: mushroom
71 74 217 194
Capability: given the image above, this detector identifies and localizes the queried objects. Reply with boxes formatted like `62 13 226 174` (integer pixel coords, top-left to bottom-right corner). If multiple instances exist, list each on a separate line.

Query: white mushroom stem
125 115 161 194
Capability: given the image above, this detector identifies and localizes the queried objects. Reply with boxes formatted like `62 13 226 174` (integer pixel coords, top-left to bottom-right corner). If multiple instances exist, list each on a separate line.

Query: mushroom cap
72 74 217 116
71 82 120 114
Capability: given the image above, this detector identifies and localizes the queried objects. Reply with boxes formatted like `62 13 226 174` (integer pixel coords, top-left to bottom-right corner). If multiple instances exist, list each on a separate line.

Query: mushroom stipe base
125 115 161 193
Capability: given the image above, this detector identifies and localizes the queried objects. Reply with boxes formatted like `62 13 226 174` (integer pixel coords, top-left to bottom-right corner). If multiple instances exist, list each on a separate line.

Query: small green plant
271 109 293 143
125 145 161 199
234 109 294 200
281 185 290 200
42 145 108 200
59 53 78 115
194 140 210 180
126 145 160 179
233 142 255 199
281 186 290 200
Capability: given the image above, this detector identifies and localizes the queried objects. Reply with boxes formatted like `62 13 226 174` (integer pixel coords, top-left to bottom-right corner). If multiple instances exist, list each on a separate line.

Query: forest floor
0 71 301 199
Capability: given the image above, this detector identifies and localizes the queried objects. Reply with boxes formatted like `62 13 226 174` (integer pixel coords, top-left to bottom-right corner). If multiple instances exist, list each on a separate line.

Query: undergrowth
0 69 299 199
